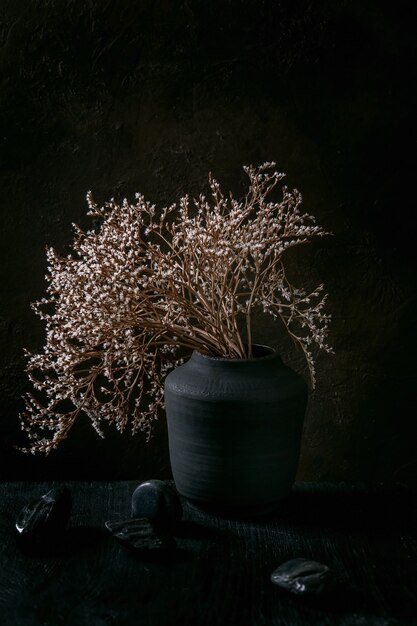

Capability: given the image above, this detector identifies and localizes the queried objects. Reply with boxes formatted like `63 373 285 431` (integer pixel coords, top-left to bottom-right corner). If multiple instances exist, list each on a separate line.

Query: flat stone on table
271 558 332 595
105 517 176 550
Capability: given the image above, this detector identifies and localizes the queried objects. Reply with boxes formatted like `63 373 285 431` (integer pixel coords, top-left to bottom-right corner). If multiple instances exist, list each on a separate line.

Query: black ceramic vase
164 345 307 516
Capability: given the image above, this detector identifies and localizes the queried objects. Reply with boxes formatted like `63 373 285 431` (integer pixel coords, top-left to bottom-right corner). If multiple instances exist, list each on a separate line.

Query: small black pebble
271 558 332 595
105 517 175 550
15 487 72 547
131 480 182 527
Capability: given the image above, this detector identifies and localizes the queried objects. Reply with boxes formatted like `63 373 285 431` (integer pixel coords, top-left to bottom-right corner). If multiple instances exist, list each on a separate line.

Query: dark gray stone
270 558 332 595
15 487 72 546
105 517 176 550
131 480 182 527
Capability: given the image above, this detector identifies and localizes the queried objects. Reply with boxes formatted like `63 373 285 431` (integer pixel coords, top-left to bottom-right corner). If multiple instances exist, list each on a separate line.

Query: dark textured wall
1 0 416 482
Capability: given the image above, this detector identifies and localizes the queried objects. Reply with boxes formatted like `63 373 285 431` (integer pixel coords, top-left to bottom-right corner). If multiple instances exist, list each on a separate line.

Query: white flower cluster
20 163 332 453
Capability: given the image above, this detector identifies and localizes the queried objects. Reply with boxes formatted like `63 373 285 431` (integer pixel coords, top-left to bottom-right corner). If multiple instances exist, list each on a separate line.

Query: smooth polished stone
271 558 332 595
15 487 72 545
131 480 182 527
105 517 176 550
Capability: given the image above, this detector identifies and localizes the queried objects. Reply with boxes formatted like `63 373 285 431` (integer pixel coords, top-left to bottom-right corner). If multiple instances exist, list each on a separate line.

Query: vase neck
190 345 281 369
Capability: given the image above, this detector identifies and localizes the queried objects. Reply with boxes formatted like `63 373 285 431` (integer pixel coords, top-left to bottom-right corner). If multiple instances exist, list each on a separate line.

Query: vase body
164 345 307 516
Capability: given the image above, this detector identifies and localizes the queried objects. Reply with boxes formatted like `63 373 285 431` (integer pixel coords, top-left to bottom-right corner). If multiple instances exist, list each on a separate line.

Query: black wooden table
0 482 416 626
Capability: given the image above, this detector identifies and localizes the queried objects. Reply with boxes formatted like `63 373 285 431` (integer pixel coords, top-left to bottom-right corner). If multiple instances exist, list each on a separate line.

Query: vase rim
192 344 280 364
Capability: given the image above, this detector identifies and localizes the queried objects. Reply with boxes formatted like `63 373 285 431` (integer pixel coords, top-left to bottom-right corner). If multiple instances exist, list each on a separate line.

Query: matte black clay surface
165 346 307 514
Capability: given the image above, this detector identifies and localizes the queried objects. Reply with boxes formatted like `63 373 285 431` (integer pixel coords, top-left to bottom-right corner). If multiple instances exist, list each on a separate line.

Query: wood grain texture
0 482 416 625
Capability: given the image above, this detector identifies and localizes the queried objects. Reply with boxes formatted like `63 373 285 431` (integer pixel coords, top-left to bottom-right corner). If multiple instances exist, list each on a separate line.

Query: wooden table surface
0 482 416 626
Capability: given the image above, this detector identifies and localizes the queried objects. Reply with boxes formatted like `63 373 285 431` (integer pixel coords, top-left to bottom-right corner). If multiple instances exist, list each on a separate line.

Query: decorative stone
15 487 72 545
105 518 176 550
131 480 182 527
270 558 332 595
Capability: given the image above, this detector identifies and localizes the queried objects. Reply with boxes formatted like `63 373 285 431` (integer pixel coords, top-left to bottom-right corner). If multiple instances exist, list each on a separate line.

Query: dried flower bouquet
21 163 332 453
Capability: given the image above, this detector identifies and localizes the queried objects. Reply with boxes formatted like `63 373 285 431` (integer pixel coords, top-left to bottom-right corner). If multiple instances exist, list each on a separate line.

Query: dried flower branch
20 163 332 453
